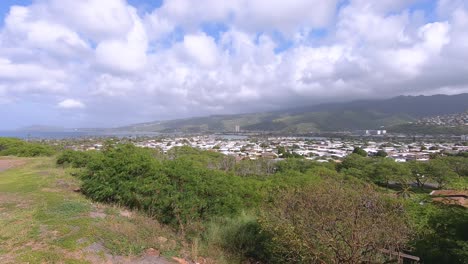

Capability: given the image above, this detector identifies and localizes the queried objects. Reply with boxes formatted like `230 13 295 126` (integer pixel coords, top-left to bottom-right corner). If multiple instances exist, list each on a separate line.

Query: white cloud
0 0 468 128
3 6 90 57
94 7 148 73
182 33 219 67
92 74 135 96
0 58 65 81
235 0 338 33
146 0 338 36
47 0 135 41
57 99 85 109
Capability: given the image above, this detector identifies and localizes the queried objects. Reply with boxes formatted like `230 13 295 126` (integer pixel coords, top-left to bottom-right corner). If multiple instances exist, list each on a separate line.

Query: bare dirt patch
0 193 31 209
90 204 107 219
82 242 173 264
0 159 26 172
119 209 133 218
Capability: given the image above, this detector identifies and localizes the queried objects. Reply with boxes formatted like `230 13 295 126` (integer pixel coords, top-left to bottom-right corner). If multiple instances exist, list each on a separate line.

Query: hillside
119 93 468 133
0 157 179 263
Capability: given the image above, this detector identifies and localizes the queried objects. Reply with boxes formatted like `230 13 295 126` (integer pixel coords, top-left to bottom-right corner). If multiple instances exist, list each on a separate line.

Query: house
261 152 279 159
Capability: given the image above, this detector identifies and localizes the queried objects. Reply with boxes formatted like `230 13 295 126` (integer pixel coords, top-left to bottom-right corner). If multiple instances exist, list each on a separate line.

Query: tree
260 182 411 264
373 158 411 192
441 156 468 177
407 161 429 189
217 155 236 171
393 164 414 198
412 206 468 264
352 147 368 157
338 154 375 181
426 159 458 189
375 150 388 157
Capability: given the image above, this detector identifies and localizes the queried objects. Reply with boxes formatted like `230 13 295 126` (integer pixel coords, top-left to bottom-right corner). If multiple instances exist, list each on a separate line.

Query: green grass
0 157 181 264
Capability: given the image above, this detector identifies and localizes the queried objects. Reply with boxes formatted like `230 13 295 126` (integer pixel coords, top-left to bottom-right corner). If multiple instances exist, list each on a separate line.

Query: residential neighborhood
66 134 468 163
417 111 468 126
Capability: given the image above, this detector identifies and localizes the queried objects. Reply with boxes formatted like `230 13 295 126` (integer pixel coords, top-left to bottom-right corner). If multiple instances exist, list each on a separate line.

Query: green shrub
0 138 55 157
203 213 270 261
74 144 263 233
410 205 468 264
56 150 100 168
259 181 411 264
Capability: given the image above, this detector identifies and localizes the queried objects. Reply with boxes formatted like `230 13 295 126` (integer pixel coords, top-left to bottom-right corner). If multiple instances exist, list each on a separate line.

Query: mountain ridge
117 93 468 133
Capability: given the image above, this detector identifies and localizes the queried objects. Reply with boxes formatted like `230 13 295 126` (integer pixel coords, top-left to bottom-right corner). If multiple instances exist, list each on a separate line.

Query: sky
0 0 467 129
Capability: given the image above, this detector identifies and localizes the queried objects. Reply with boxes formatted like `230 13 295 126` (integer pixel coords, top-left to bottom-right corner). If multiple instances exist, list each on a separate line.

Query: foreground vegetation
0 138 56 157
1 138 467 263
55 141 467 263
0 157 187 263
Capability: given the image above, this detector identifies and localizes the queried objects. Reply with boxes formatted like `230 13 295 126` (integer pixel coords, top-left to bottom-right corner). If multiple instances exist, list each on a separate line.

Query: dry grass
0 157 183 264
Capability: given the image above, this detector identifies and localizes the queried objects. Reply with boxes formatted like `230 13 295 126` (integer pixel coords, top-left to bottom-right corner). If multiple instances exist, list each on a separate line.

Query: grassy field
0 157 183 264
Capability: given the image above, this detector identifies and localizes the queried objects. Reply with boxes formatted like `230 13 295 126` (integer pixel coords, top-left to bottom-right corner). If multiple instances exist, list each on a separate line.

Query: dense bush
259 182 411 264
0 137 55 157
409 204 468 264
204 213 271 262
339 153 467 191
276 158 335 174
56 149 101 168
58 143 468 263
76 144 264 233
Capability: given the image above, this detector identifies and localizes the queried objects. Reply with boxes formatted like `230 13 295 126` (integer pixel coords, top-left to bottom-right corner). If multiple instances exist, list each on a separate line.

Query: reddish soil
0 159 26 172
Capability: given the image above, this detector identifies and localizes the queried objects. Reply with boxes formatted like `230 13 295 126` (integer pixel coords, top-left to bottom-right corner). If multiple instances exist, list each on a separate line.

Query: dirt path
0 159 26 172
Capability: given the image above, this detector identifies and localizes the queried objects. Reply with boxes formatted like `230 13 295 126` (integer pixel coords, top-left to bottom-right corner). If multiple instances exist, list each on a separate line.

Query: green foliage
259 182 411 264
234 158 276 177
167 146 226 167
375 150 388 157
389 123 468 135
407 160 430 188
57 143 468 263
352 147 368 157
276 158 326 174
204 213 270 261
56 150 101 168
440 156 468 177
338 154 375 181
409 204 468 264
372 158 411 188
71 144 263 233
0 138 55 157
426 159 458 189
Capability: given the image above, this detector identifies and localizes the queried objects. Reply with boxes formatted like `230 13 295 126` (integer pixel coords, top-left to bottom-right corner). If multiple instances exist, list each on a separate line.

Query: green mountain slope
119 93 468 133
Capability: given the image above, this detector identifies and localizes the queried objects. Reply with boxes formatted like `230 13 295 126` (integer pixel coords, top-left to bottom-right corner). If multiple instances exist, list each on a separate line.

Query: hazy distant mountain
118 93 468 134
17 125 67 132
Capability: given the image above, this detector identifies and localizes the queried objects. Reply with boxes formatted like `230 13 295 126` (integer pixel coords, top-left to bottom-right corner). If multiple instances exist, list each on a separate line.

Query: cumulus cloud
0 0 467 128
182 33 219 67
147 0 338 35
57 99 85 109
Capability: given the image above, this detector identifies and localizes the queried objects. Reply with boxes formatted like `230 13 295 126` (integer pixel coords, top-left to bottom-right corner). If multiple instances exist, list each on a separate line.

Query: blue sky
0 0 30 22
0 0 467 129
